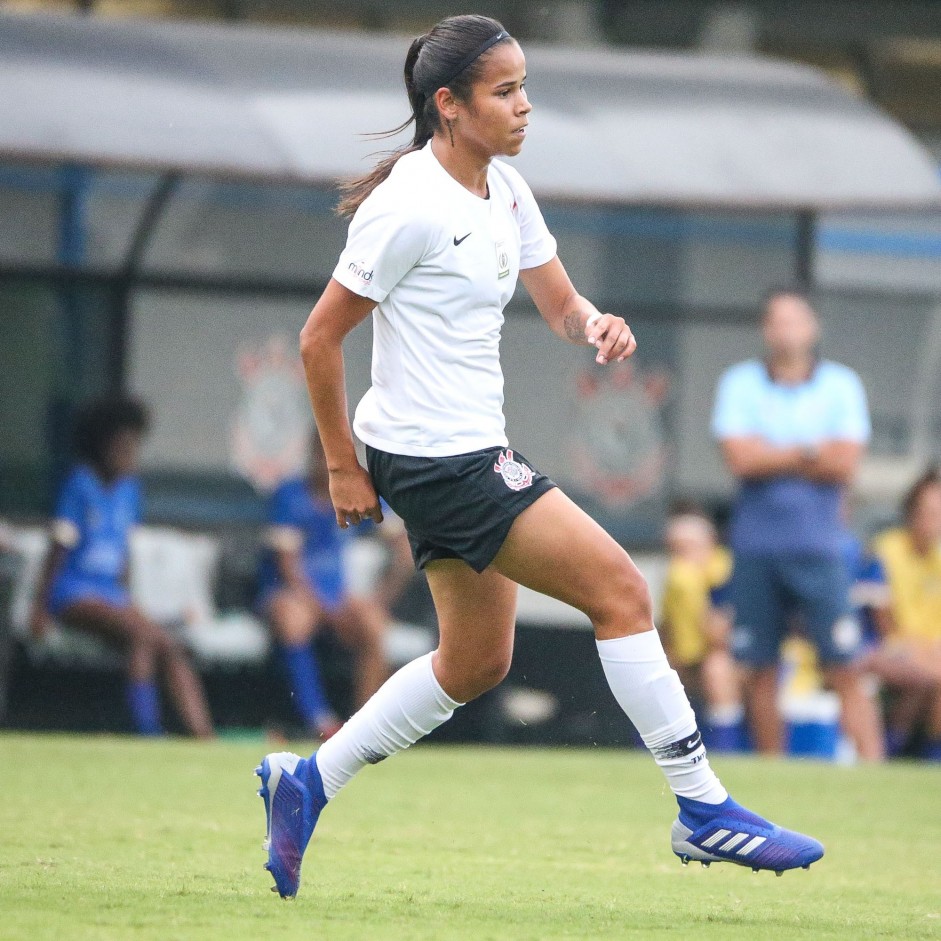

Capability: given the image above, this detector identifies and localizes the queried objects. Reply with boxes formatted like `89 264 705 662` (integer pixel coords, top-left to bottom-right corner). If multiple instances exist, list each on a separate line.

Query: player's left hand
585 313 637 365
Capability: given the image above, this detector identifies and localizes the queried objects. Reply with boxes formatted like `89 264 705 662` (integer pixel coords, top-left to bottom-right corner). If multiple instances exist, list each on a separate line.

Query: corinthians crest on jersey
494 449 534 491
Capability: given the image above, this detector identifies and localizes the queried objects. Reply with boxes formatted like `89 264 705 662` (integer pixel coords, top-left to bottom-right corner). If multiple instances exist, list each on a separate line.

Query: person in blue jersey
29 396 214 739
253 15 823 900
712 288 883 760
258 432 412 740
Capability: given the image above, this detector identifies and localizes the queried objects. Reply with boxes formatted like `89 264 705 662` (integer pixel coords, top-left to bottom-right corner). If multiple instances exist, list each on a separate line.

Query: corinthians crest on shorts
494 449 533 491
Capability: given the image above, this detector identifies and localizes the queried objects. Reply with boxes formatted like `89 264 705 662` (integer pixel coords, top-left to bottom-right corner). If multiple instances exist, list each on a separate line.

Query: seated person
660 504 745 751
257 431 412 739
30 396 214 738
868 468 941 759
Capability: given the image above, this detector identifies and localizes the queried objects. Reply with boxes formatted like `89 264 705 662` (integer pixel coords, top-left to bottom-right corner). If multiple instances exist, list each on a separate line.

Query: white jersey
333 142 557 457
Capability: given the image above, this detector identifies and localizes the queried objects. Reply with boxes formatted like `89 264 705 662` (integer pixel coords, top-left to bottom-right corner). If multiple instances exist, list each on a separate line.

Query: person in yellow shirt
660 504 746 751
871 467 941 759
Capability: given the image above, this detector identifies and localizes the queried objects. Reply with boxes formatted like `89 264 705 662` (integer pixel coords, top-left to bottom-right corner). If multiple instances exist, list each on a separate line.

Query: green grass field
1 734 939 941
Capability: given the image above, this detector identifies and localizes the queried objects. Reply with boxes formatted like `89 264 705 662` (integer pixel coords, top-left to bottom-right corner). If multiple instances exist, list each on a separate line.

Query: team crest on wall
567 360 670 511
230 335 311 492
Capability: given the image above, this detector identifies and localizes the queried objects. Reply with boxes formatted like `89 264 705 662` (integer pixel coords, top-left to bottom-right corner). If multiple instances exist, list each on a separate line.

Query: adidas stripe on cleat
671 795 824 875
255 751 328 899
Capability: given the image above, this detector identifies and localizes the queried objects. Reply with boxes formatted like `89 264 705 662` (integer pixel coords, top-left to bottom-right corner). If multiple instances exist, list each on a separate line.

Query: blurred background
1 0 940 752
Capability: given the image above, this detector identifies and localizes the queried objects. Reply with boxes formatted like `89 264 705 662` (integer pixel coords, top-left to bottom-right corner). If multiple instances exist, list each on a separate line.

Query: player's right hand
328 464 384 528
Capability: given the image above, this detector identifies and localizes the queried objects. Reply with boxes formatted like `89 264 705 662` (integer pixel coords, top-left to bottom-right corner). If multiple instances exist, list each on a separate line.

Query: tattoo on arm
563 311 585 342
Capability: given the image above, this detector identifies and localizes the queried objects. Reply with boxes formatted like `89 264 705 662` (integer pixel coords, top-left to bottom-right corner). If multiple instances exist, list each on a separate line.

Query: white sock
597 630 728 804
314 652 462 799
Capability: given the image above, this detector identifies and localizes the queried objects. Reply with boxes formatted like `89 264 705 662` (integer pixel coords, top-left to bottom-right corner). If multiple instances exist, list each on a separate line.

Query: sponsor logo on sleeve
347 261 373 283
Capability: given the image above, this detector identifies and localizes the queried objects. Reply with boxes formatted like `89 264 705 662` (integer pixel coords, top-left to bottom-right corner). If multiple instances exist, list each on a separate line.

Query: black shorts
366 444 557 573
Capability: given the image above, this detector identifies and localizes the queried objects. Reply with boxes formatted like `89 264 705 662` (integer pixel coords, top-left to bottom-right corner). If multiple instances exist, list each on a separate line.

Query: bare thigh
61 598 173 652
424 559 519 703
864 645 940 690
491 487 652 639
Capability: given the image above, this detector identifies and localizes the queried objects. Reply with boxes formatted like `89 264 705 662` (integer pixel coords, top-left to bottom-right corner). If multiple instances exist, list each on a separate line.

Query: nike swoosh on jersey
453 232 472 246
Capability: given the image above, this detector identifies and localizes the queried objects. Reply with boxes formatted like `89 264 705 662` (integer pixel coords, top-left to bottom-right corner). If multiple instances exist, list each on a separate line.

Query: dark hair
73 395 150 467
668 498 709 520
336 14 513 218
902 466 941 522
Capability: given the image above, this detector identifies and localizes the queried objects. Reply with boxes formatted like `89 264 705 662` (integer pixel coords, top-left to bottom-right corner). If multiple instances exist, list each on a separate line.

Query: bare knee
149 628 188 668
823 663 866 696
123 610 187 666
587 555 653 639
341 599 387 653
747 665 778 693
434 647 512 703
120 610 169 667
269 591 319 646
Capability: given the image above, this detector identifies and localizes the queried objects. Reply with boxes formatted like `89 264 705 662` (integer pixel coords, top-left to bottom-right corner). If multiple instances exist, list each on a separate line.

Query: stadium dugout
1 11 939 738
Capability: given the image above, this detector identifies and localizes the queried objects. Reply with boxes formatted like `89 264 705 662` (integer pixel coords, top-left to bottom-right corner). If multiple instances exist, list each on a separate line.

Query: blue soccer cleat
255 751 328 899
671 796 824 875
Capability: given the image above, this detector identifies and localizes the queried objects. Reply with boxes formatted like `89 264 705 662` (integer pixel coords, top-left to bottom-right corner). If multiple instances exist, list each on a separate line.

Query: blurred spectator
29 396 214 739
711 288 883 760
257 431 413 739
866 468 941 760
660 503 746 751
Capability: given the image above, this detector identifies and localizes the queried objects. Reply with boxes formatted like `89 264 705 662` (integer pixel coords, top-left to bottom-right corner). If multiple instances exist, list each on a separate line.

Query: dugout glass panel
139 180 346 285
0 165 59 268
542 204 799 313
0 277 114 515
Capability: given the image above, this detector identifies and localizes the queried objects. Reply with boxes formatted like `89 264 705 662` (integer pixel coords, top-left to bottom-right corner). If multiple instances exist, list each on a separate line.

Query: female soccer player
30 396 214 739
256 14 823 898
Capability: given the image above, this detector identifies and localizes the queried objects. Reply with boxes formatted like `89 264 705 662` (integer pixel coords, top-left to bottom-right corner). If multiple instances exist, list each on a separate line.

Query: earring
446 119 455 146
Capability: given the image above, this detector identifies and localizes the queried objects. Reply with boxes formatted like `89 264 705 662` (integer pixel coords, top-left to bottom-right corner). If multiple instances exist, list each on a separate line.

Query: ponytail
336 15 512 218
336 35 435 218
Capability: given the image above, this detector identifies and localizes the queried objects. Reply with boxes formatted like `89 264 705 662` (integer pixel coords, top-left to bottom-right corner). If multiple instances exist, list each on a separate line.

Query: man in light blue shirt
711 288 884 760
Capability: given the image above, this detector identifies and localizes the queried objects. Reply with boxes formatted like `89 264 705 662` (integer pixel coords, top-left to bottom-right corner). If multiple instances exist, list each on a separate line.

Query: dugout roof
0 11 939 210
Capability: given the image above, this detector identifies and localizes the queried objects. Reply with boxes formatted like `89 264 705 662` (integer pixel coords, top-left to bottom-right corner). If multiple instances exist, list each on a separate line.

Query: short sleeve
507 169 557 269
827 369 871 443
52 469 85 547
333 192 436 303
711 367 755 440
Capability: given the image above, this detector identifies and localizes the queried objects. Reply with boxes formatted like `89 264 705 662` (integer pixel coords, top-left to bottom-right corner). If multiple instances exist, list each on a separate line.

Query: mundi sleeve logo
494 449 533 491
347 260 373 283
